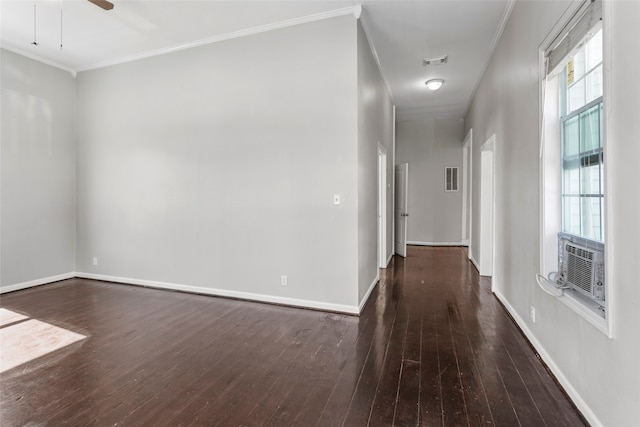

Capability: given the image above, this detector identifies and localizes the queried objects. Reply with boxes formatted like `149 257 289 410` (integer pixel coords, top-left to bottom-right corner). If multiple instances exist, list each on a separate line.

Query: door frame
378 143 387 268
462 129 473 249
479 135 496 281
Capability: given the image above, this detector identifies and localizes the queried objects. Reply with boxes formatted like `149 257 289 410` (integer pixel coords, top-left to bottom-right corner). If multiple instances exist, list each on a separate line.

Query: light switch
333 194 341 205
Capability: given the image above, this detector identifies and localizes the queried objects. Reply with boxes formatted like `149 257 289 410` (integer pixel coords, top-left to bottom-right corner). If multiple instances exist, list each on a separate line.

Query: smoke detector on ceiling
423 55 448 66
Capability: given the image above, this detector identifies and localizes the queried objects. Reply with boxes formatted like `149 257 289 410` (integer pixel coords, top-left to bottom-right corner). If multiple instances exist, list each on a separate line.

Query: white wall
356 21 394 304
75 16 361 312
396 118 464 245
465 1 640 425
1 50 76 290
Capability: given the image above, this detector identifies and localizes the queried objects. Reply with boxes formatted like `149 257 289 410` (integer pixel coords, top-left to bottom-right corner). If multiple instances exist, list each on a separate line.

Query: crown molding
0 44 77 77
353 5 363 19
358 8 395 105
463 0 516 118
77 6 357 73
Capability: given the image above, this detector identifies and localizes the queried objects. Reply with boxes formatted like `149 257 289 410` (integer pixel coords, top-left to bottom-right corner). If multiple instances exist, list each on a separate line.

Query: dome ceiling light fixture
425 79 444 91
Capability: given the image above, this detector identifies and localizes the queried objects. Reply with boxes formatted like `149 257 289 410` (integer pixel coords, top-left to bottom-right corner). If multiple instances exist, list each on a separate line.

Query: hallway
0 247 586 426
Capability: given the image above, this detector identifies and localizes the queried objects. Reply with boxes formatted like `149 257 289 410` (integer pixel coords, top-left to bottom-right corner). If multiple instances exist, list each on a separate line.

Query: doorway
479 135 495 278
462 129 472 249
378 144 387 268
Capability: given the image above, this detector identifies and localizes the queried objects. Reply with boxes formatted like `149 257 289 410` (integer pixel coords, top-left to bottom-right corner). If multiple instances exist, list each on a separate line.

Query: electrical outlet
93 257 98 266
530 306 536 323
281 275 288 286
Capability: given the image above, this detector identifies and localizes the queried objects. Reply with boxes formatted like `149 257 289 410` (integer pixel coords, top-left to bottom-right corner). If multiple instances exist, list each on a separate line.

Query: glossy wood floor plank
1 247 587 426
420 301 445 427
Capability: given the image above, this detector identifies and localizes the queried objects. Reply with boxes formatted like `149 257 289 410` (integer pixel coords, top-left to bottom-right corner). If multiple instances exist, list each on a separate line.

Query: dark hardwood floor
0 246 587 426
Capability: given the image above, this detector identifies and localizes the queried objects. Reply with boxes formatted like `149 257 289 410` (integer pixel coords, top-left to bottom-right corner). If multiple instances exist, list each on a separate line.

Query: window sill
558 289 611 337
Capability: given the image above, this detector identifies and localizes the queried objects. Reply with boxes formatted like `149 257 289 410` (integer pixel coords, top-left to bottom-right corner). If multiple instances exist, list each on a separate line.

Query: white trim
469 253 481 272
352 5 363 19
0 272 75 294
75 272 359 315
466 129 475 262
378 143 388 269
601 0 614 340
407 241 463 247
358 12 395 104
358 274 380 313
493 289 604 427
76 6 356 72
462 129 473 249
479 135 496 278
463 0 516 118
392 105 396 256
386 253 394 267
0 45 77 77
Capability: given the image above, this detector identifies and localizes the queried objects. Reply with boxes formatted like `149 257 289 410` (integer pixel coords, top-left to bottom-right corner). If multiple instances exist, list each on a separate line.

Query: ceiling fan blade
87 0 114 11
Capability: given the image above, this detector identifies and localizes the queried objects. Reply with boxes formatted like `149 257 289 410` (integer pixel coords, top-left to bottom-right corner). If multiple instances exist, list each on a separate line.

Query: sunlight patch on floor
0 308 28 327
0 315 86 373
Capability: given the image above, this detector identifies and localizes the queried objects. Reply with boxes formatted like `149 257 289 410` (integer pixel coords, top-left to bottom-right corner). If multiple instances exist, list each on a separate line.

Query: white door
394 163 408 257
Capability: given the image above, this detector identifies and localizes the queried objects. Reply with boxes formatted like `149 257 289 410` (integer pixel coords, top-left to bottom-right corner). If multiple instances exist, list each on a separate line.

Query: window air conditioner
557 232 605 307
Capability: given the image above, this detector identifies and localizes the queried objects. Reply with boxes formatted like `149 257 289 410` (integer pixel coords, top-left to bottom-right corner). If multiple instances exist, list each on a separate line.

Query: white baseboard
407 241 463 246
386 253 394 266
493 289 603 427
358 273 380 313
74 272 360 315
469 253 480 271
0 272 75 294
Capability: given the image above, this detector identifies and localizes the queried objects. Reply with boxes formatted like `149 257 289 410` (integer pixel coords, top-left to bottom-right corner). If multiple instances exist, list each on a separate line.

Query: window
540 0 610 335
560 29 604 242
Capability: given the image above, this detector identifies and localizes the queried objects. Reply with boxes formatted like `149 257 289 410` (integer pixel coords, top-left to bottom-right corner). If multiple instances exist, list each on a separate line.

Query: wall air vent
445 167 459 192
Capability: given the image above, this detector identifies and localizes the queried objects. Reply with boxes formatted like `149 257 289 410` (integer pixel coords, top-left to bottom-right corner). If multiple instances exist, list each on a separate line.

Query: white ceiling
0 0 513 121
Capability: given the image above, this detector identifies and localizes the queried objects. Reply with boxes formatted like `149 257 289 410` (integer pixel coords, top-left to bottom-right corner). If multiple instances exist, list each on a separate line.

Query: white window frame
539 0 612 337
559 30 604 242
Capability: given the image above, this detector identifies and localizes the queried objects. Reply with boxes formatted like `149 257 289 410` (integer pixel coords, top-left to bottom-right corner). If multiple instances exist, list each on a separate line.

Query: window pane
563 167 580 194
563 116 580 157
563 196 581 235
586 65 603 104
581 105 601 151
559 28 604 243
568 78 585 113
581 163 601 195
572 49 586 81
581 197 602 241
586 29 603 70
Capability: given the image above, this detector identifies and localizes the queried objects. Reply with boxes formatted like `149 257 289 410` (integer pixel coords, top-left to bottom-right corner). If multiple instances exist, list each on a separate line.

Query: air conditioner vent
558 233 605 308
566 244 594 260
566 246 593 293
